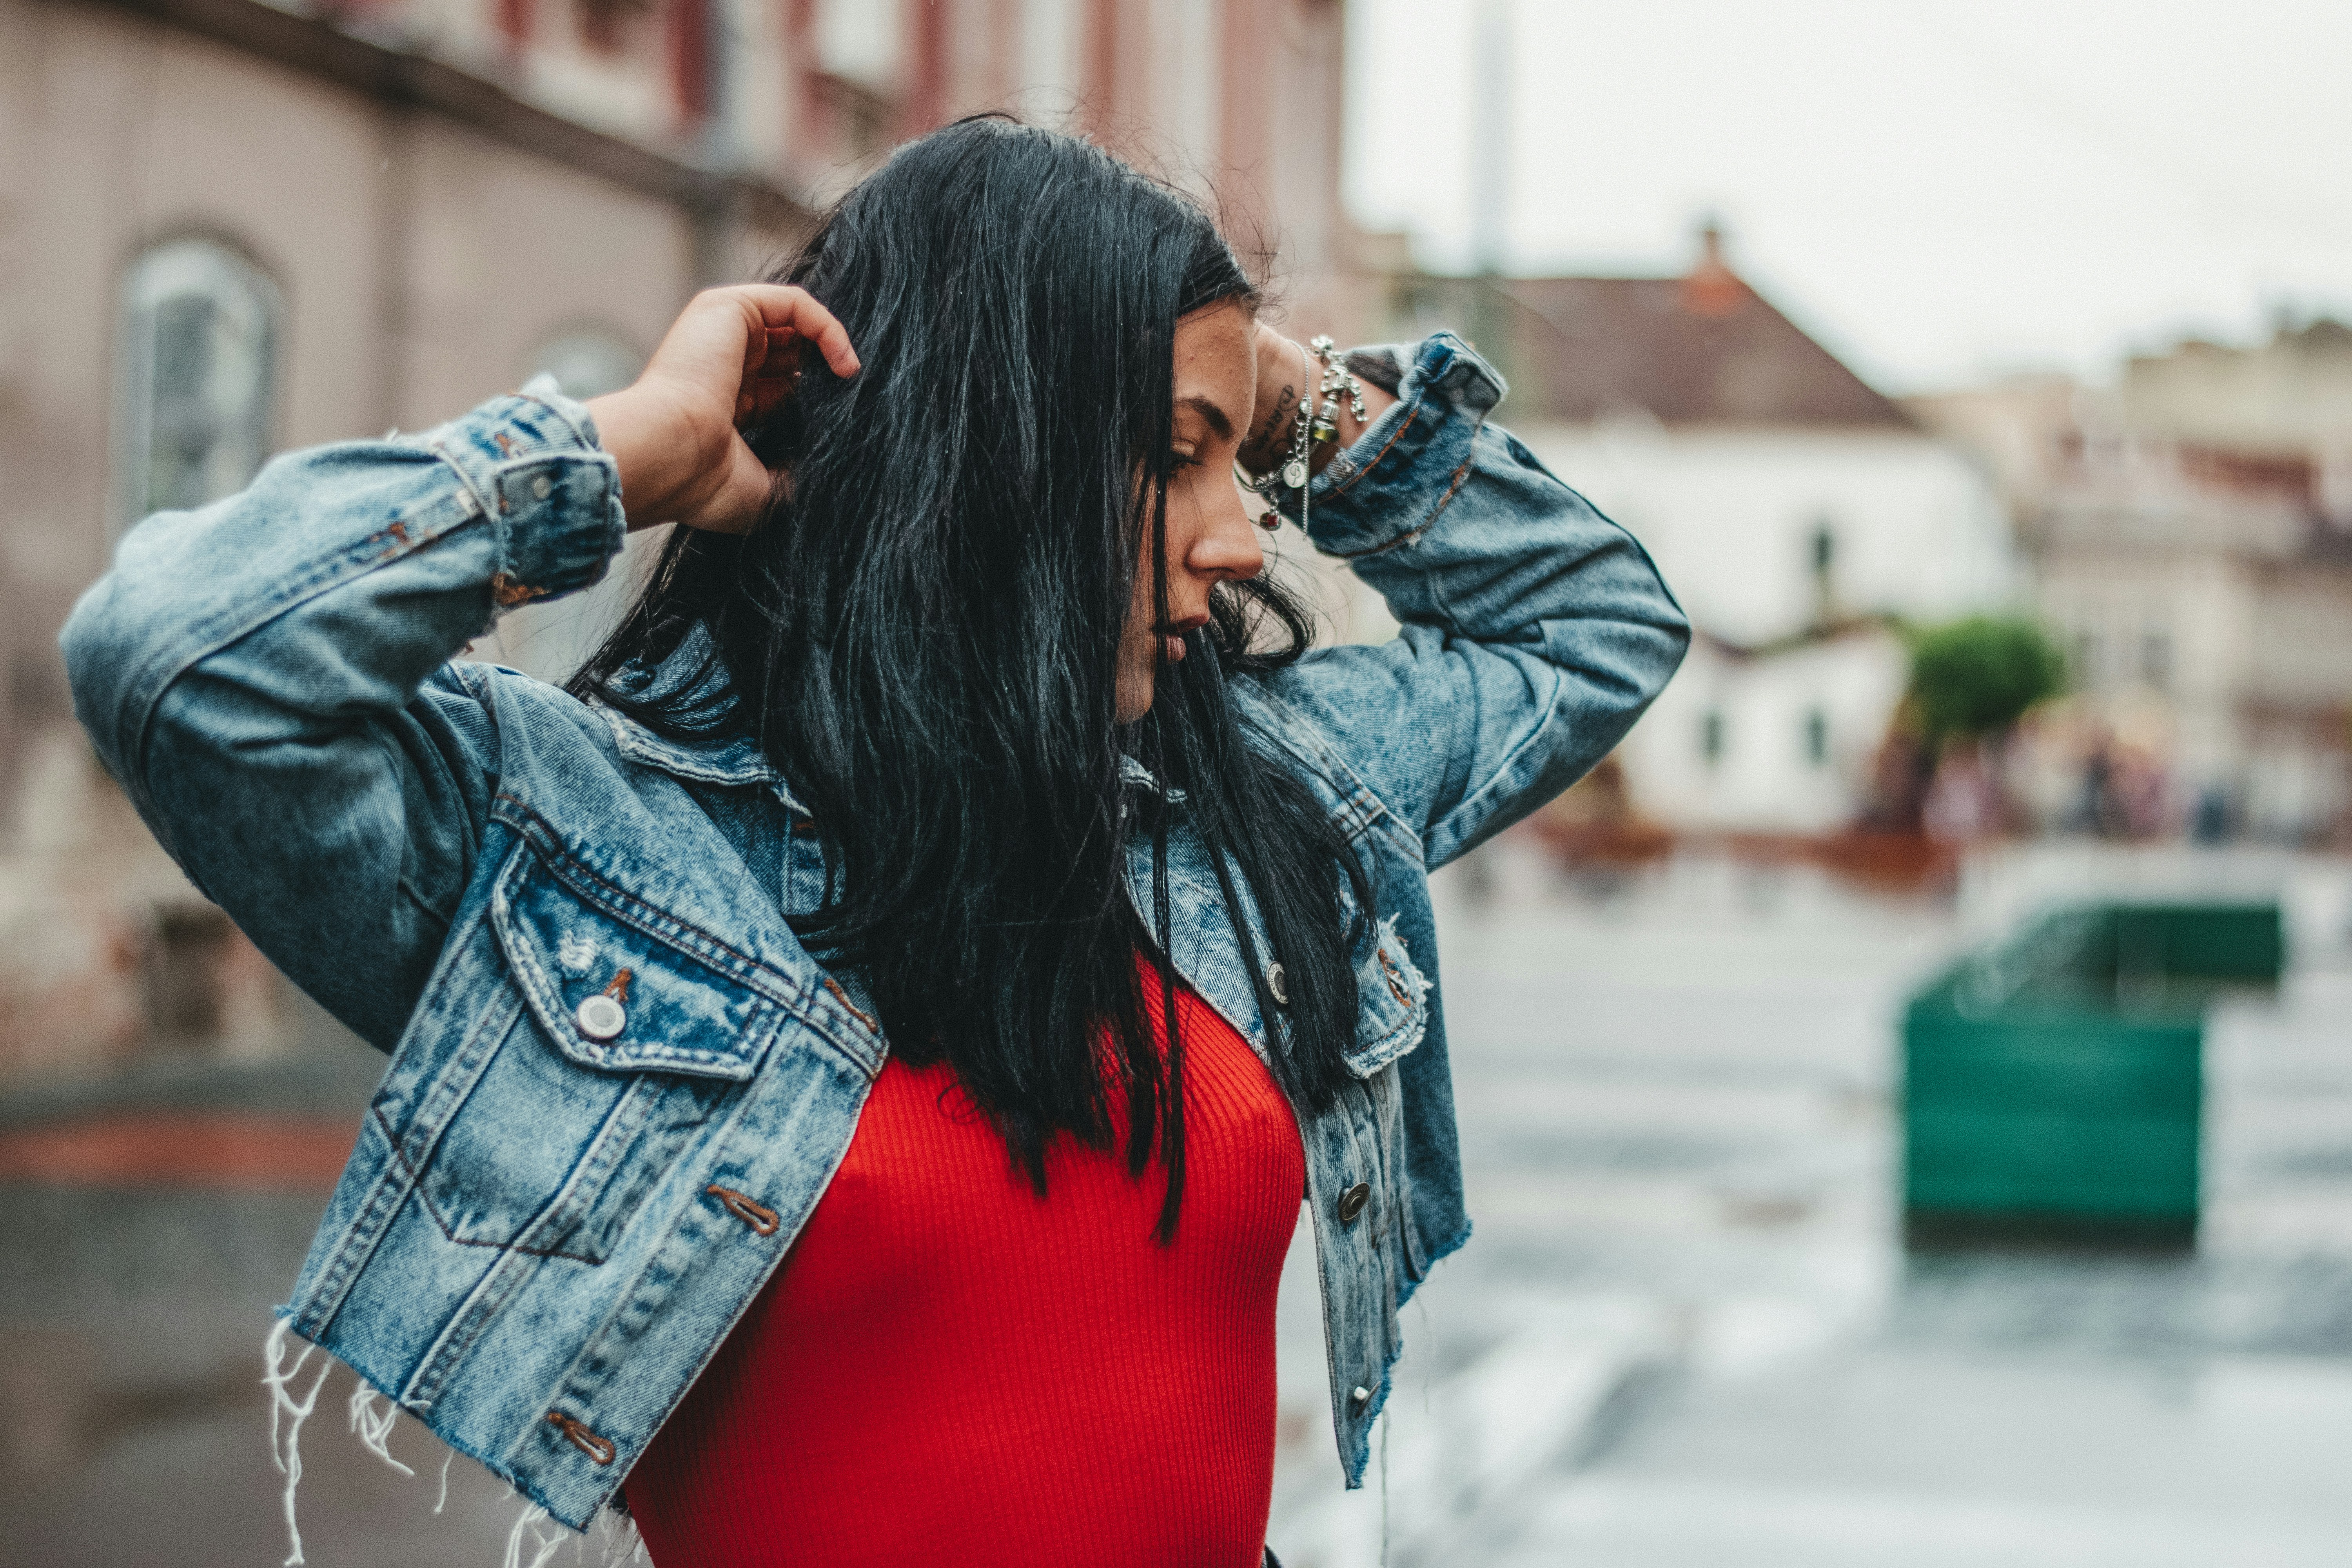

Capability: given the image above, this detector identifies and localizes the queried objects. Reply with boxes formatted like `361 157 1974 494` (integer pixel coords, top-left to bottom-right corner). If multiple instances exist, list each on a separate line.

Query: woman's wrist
1238 327 1396 481
588 383 723 532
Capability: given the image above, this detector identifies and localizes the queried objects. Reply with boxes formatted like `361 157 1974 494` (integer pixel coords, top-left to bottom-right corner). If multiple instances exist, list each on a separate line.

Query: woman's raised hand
1235 321 1393 482
587 285 860 535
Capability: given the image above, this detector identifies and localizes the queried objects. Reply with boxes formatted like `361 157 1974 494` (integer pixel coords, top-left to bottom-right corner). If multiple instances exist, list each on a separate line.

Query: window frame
112 231 284 535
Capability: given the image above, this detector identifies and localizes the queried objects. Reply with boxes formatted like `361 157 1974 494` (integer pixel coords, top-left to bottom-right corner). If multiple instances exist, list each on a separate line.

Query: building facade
1385 229 2017 835
0 0 1356 1084
1913 319 2352 842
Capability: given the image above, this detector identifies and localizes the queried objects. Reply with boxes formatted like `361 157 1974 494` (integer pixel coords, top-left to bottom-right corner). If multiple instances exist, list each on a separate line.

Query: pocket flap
490 846 788 1080
1346 915 1431 1079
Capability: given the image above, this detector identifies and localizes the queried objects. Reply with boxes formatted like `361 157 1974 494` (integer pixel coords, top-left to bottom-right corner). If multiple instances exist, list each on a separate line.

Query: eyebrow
1175 394 1236 441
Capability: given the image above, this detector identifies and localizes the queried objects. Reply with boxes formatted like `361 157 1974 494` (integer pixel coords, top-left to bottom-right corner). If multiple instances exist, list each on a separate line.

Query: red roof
1466 268 1912 429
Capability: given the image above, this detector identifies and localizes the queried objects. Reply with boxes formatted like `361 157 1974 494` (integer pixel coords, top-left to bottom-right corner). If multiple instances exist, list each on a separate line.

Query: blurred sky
1344 0 2352 393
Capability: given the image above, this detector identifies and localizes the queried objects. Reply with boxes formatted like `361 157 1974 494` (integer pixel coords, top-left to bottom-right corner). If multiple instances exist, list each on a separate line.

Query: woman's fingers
592 284 856 535
735 285 861 380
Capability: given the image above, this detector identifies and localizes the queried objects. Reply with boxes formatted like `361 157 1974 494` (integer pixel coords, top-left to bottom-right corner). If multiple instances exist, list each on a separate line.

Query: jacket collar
590 627 807 808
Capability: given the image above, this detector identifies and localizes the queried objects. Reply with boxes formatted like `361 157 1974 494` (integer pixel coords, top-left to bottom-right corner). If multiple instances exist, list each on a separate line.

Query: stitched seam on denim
490 793 880 1075
120 495 485 819
1425 455 1478 528
525 1053 869 1499
507 1074 675 1263
1320 1075 1391 1453
508 390 598 452
301 887 521 1328
1237 681 1425 864
374 980 537 1308
1322 429 1486 562
1301 1109 1357 1446
375 1105 605 1265
371 976 524 1193
426 439 500 529
490 796 790 1000
405 1221 567 1414
425 398 599 520
288 1109 416 1340
595 704 780 786
1345 1001 1418 1075
399 1078 666 1412
492 851 778 1077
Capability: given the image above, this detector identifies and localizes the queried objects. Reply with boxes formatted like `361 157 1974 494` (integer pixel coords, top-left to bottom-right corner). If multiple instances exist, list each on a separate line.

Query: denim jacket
61 332 1687 1530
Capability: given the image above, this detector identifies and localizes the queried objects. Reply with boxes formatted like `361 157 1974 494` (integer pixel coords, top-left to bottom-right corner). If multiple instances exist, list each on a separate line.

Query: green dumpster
1903 901 2283 1247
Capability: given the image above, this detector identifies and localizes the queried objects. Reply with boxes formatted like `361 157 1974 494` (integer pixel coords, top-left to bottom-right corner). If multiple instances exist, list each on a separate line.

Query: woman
62 119 1685 1564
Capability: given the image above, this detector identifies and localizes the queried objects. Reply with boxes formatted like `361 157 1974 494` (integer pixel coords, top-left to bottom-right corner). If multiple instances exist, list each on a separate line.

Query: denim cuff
420 378 625 609
1287 332 1506 559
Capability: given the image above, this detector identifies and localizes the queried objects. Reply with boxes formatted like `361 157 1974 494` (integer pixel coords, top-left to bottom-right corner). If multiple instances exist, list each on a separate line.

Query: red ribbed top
625 966 1305 1568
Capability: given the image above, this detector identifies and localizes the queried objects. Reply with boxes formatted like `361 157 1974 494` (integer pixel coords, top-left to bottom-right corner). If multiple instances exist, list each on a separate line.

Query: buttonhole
707 1185 781 1237
545 1411 615 1465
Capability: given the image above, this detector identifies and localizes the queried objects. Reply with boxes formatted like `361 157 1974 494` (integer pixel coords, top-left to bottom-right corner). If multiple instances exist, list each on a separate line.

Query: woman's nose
1191 478 1267 583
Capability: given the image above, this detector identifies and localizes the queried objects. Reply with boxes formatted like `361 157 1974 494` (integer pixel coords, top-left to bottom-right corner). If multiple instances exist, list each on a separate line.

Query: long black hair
573 118 1370 1238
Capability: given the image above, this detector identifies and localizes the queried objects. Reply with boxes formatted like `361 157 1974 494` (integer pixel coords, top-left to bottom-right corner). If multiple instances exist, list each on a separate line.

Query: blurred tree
1905 615 2067 742
1858 616 2067 838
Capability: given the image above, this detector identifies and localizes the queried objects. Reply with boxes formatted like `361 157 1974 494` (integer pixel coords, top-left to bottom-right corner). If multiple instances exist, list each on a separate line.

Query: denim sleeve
59 389 625 1049
1264 332 1691 869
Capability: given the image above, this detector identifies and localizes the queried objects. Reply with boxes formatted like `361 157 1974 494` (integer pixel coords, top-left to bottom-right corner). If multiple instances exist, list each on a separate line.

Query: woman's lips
1162 633 1187 662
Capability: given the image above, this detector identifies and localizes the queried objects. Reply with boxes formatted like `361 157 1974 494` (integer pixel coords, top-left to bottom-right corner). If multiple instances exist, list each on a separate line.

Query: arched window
117 236 279 528
525 328 645 400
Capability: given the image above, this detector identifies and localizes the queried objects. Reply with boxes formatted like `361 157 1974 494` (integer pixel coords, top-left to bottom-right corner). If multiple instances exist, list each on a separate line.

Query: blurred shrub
1905 616 2066 742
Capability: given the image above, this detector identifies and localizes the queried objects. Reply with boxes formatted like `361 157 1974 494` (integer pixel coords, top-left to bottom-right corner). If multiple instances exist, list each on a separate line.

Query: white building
1386 230 2016 834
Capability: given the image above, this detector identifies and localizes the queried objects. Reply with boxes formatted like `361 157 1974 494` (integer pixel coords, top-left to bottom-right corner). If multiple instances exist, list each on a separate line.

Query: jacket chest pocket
398 846 790 1265
1345 915 1430 1080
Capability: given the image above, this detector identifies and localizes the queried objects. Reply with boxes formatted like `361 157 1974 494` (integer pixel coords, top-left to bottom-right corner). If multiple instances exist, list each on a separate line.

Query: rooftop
1405 226 1912 430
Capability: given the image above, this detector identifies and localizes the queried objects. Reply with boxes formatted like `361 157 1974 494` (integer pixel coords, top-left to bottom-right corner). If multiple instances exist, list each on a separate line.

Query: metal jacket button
1266 961 1289 1006
573 993 626 1040
1337 1181 1371 1225
531 474 554 499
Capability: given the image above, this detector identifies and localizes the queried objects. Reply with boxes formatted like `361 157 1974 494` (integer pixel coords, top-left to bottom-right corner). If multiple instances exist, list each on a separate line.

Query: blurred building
0 0 1356 1087
1912 318 2352 842
1381 227 2017 835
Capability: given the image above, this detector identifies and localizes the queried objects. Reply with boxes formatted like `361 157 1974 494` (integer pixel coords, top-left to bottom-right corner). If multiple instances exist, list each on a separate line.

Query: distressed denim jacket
62 332 1687 1530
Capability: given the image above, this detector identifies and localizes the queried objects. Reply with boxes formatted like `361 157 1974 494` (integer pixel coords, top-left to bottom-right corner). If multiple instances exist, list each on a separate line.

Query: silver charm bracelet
1247 334 1367 535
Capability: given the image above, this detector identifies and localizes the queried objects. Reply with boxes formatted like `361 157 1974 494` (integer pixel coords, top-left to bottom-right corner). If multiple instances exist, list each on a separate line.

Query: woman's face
1116 299 1266 722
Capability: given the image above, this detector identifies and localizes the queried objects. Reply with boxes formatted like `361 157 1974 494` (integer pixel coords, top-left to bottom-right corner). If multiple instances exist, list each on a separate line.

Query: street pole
1469 0 1512 385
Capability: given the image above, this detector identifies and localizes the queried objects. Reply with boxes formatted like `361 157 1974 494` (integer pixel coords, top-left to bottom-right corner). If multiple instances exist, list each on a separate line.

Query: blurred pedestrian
60 117 1686 1565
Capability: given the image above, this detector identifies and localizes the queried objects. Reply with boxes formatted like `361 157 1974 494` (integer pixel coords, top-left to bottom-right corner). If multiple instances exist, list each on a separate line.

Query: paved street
4 843 2350 1566
1268 844 2352 1567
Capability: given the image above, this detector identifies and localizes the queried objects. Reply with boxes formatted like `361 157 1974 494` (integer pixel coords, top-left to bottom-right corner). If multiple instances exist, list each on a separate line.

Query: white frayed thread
436 1449 455 1514
504 1501 570 1568
593 1509 648 1567
263 1318 334 1566
347 1381 417 1479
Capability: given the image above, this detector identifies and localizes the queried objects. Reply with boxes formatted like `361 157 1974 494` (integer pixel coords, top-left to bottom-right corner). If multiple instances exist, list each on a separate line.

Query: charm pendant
1282 457 1308 489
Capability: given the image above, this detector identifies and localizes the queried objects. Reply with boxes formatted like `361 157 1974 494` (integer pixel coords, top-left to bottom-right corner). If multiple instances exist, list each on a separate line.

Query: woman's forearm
1262 330 1690 865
